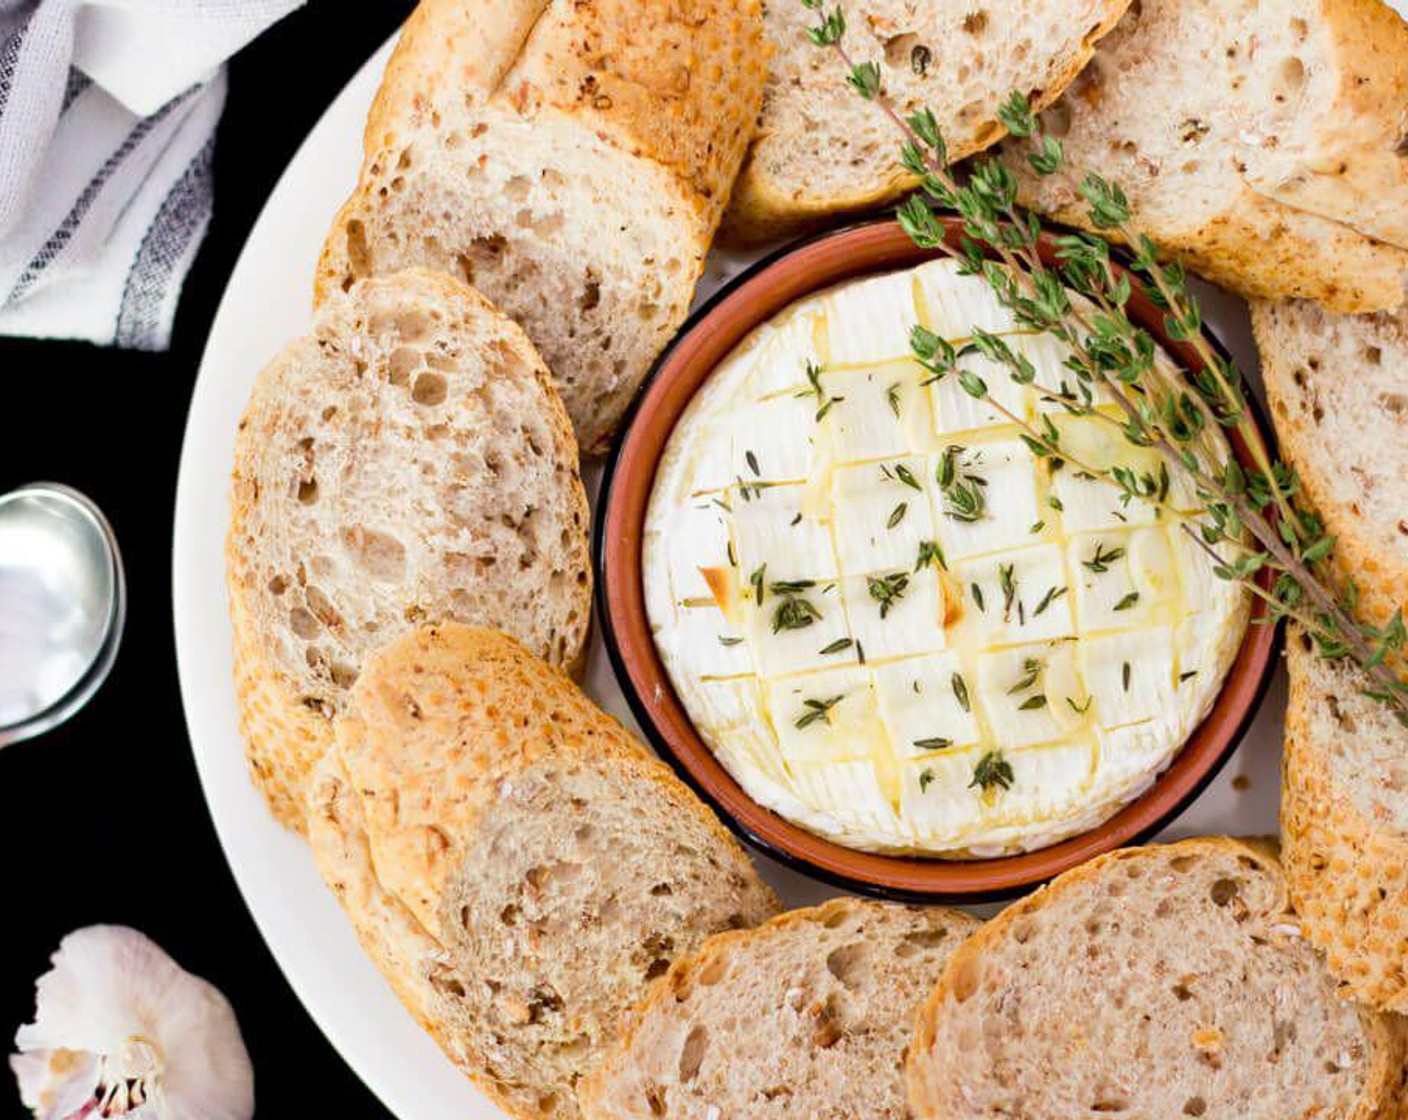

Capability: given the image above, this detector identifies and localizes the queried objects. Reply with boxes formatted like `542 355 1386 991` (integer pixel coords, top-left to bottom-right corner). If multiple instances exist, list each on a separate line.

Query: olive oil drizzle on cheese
643 264 1247 855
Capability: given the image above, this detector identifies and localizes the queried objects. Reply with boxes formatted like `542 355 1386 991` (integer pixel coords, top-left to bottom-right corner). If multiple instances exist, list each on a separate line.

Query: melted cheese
643 261 1250 856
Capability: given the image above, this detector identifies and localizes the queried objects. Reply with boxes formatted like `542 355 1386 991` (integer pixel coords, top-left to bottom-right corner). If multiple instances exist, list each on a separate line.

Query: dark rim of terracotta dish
595 216 1281 903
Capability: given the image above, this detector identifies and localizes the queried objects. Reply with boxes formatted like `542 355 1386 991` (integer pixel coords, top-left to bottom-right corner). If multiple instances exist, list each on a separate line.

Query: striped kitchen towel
0 0 302 351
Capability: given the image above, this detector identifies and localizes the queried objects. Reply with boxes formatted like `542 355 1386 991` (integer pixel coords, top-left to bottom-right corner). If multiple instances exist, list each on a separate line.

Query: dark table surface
0 5 418 1116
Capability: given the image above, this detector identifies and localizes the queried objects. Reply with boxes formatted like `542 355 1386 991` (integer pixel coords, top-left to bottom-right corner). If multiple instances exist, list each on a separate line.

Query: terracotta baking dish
595 217 1279 901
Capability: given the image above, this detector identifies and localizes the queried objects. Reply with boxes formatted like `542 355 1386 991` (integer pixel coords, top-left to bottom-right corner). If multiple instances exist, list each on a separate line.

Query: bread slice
1238 0 1408 252
908 837 1408 1120
1251 297 1408 632
724 0 1129 242
1282 628 1408 1016
307 625 781 1120
315 0 767 454
578 897 980 1120
1000 0 1408 312
226 269 591 832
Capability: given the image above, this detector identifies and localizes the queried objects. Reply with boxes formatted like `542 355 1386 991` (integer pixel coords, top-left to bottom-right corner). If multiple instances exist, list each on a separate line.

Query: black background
0 4 417 1116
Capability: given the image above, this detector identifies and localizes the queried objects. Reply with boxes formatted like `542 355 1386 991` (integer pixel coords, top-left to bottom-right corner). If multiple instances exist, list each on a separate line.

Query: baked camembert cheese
644 260 1249 856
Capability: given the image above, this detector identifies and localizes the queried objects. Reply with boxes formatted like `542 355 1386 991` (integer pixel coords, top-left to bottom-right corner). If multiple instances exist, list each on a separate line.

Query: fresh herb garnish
913 736 952 751
888 501 908 529
893 462 922 491
1122 661 1132 691
970 751 1015 793
749 564 766 606
971 582 985 612
936 444 987 522
1033 585 1067 616
999 563 1018 616
772 595 822 632
886 382 902 416
1067 695 1093 714
1113 590 1140 612
745 449 760 476
867 572 910 618
804 16 1408 723
1018 695 1048 710
819 637 854 655
915 539 946 571
718 635 743 647
1179 669 1198 682
951 672 971 712
1083 542 1126 574
918 767 936 792
1007 657 1042 695
795 694 844 730
798 360 844 422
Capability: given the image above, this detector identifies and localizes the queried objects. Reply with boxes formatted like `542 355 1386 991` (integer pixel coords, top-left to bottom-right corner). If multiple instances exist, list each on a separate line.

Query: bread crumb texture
726 0 1130 240
579 897 979 1118
308 625 780 1120
315 0 767 452
908 837 1408 1120
1001 0 1408 312
227 271 591 831
1253 297 1408 634
1283 628 1408 1016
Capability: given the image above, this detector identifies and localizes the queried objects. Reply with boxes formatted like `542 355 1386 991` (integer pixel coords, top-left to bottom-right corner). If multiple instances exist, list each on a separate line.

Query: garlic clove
10 926 253 1120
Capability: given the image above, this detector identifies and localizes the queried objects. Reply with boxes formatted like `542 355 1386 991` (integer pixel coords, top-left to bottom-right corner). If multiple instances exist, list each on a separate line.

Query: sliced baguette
315 0 767 454
1282 628 1408 1015
578 897 980 1120
1251 297 1408 632
724 0 1129 242
1000 0 1408 312
307 625 781 1120
227 269 591 832
908 837 1408 1120
1240 0 1408 252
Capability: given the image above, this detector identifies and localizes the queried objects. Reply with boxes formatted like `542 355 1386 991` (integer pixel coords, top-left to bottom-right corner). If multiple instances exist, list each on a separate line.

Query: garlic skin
11 926 253 1120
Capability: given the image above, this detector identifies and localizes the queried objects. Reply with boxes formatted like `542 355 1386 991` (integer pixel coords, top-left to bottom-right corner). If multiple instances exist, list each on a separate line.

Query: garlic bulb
10 926 253 1120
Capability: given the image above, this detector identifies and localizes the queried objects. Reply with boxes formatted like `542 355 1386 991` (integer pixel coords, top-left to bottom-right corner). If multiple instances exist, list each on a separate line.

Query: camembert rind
643 260 1250 857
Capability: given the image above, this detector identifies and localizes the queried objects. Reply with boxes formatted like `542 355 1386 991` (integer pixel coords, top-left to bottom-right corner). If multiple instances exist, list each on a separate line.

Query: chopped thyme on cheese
643 259 1249 857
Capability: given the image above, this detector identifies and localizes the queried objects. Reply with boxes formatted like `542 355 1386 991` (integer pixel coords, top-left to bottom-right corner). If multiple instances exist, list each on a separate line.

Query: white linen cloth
0 0 302 350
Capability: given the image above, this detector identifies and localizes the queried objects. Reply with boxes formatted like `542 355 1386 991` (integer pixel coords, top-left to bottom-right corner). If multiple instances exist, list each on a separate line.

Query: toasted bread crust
1248 0 1408 251
908 837 1408 1120
724 0 1130 243
314 0 767 451
310 625 780 1120
227 271 590 833
1252 299 1408 632
579 896 980 1119
1282 635 1408 1016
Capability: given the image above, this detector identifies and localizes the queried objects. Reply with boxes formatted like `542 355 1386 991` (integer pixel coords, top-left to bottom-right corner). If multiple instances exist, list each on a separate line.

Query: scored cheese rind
644 262 1250 856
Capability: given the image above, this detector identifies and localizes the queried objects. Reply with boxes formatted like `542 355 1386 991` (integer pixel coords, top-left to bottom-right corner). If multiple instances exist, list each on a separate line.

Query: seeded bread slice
1282 628 1408 1016
1001 0 1408 312
908 837 1408 1120
307 625 781 1120
226 269 591 832
724 0 1128 242
1252 297 1408 633
578 897 979 1120
315 0 767 454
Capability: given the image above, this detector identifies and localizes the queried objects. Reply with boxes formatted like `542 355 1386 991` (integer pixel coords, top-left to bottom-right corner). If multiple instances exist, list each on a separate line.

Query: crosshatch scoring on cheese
644 259 1250 858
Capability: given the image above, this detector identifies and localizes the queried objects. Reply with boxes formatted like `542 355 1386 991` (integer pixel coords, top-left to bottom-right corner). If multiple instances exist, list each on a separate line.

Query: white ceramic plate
173 29 1287 1120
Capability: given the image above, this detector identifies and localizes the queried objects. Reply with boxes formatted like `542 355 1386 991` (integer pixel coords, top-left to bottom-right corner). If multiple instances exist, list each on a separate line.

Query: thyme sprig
802 0 1408 722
